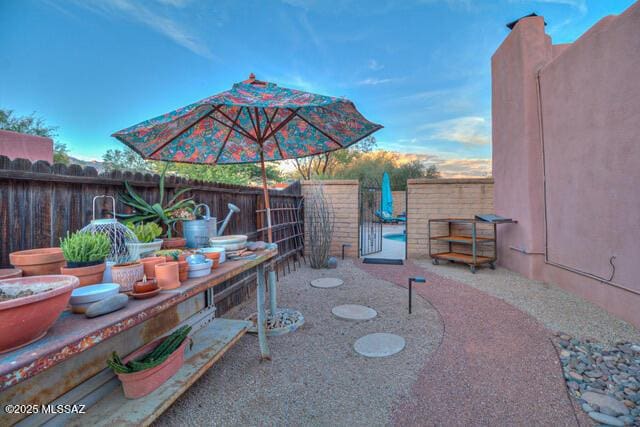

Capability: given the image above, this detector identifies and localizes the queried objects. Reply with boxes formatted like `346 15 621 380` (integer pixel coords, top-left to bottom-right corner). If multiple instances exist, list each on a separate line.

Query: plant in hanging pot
60 232 111 287
107 325 192 399
125 222 163 257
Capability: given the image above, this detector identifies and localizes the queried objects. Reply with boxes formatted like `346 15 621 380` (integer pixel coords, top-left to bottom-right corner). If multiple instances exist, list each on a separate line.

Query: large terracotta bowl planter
61 262 106 287
117 336 189 399
9 248 65 276
111 262 144 293
0 275 79 353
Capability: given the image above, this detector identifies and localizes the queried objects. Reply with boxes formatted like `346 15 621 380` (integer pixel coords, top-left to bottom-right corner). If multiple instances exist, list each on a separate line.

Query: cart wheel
470 265 476 274
489 262 496 270
432 258 439 265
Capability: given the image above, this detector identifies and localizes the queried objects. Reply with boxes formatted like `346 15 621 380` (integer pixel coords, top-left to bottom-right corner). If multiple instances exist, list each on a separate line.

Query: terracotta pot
140 257 165 279
61 262 106 287
201 251 220 269
178 261 188 282
133 279 158 294
0 268 22 280
111 262 144 293
162 237 186 250
117 335 189 399
155 262 180 290
9 248 65 276
0 275 79 353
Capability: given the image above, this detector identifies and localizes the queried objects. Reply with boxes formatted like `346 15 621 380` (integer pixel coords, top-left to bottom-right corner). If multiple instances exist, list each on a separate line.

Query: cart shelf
430 235 495 244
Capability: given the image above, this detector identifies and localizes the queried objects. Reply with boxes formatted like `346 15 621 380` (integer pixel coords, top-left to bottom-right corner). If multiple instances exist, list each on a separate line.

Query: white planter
126 239 163 258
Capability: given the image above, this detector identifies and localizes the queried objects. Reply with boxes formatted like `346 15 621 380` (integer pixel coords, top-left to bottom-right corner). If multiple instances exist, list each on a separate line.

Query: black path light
408 276 426 314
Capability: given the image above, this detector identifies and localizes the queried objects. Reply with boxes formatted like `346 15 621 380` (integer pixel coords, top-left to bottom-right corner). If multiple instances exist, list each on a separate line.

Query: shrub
60 231 111 263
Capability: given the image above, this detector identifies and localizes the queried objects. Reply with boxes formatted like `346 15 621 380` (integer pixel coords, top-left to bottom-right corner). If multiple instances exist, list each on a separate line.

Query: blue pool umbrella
381 172 393 214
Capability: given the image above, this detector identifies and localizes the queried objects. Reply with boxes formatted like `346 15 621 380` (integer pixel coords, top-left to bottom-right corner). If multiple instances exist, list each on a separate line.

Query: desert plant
127 222 163 243
119 163 196 237
305 185 335 268
60 231 111 264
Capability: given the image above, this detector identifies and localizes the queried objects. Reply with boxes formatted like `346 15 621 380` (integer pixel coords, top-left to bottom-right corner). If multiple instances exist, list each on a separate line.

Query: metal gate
359 180 382 256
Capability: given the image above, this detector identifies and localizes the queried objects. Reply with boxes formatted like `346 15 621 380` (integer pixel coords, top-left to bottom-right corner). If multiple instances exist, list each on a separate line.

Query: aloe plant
119 164 195 237
126 222 162 243
60 231 111 264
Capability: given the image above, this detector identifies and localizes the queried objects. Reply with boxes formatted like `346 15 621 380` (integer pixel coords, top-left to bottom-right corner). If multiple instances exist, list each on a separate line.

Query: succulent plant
60 231 111 263
126 222 163 243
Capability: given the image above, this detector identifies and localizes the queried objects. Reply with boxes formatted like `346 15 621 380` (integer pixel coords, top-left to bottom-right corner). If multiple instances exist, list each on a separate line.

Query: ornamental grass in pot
60 231 111 287
107 325 191 399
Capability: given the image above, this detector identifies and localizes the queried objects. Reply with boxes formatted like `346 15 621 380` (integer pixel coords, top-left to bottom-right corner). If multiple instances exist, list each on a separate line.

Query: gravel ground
156 260 443 427
414 260 640 345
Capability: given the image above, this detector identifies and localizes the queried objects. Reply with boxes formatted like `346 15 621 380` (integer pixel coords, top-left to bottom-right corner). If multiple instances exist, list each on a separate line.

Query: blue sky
0 0 634 176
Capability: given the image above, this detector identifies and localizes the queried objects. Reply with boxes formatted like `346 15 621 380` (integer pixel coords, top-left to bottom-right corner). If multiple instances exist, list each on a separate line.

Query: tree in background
102 147 283 186
0 108 70 164
293 136 377 180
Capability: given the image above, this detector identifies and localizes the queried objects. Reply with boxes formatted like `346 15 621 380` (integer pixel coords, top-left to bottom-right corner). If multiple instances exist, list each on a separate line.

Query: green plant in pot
125 222 163 257
60 231 111 286
119 163 196 239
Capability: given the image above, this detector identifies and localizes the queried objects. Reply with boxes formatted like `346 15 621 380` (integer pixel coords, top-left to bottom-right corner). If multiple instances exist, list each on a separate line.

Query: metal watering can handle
193 203 211 219
92 195 116 221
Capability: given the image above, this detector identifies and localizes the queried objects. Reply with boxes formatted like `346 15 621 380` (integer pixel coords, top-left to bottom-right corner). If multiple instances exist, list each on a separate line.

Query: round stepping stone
332 304 377 321
354 333 405 358
310 277 343 288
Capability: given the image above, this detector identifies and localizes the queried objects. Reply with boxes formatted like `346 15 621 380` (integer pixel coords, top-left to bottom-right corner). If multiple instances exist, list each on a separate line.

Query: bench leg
256 264 271 361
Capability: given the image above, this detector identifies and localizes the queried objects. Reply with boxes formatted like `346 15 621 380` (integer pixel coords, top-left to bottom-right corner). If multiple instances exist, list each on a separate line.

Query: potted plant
126 222 163 257
119 163 195 248
9 248 66 276
111 262 144 293
60 231 111 287
107 325 191 399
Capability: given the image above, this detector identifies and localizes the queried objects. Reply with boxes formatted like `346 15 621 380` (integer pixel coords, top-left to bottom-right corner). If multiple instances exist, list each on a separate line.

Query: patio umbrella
112 74 383 243
381 171 393 214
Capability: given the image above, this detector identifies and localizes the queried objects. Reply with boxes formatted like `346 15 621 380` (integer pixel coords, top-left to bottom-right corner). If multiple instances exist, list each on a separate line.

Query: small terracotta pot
155 262 180 290
133 279 158 294
117 335 189 399
162 237 186 249
140 257 165 279
60 262 106 287
201 252 220 269
178 260 188 282
9 248 65 276
111 262 144 293
0 269 22 280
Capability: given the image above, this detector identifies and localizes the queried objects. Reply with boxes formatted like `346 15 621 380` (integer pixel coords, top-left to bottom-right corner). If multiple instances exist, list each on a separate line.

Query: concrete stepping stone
354 333 405 358
310 278 343 288
332 304 377 321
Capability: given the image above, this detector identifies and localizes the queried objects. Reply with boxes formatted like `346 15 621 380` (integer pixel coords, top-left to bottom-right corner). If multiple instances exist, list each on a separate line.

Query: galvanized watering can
183 203 240 248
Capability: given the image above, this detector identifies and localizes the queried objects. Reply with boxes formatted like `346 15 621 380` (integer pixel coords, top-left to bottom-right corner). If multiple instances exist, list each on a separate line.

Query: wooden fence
0 155 304 314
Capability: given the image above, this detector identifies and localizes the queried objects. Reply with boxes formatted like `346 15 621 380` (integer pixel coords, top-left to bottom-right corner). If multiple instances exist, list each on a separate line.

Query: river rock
582 391 630 416
587 412 624 426
86 294 129 318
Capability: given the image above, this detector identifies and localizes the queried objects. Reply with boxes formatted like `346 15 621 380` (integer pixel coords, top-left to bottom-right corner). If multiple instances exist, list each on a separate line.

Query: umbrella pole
260 152 278 315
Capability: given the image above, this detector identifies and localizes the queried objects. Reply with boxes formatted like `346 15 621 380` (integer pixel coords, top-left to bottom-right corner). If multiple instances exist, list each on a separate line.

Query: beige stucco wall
407 178 494 259
302 180 359 258
391 191 406 217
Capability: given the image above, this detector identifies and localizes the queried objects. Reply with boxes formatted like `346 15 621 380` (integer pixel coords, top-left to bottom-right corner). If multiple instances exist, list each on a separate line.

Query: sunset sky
0 0 634 176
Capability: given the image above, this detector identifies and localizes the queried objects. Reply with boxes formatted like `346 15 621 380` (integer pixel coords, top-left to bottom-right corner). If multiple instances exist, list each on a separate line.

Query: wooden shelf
72 318 251 427
431 252 493 264
430 235 495 244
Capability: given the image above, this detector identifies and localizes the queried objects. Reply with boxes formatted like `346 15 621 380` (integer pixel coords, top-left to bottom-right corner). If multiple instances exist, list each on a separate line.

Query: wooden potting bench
0 249 277 427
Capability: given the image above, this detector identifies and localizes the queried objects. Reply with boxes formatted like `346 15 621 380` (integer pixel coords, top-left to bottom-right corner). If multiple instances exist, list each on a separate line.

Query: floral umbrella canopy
113 74 383 242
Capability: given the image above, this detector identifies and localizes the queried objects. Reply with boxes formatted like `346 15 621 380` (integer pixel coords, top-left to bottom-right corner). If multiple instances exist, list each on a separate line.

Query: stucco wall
301 180 359 258
406 178 494 258
0 130 53 163
492 2 640 327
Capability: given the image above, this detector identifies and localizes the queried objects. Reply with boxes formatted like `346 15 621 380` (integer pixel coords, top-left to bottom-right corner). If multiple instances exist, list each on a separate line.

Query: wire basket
79 196 140 264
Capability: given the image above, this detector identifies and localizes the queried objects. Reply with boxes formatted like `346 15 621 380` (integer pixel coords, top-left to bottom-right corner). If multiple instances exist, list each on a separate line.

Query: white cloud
435 158 492 178
418 116 491 146
357 77 398 86
508 0 587 15
70 0 214 60
367 59 384 71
